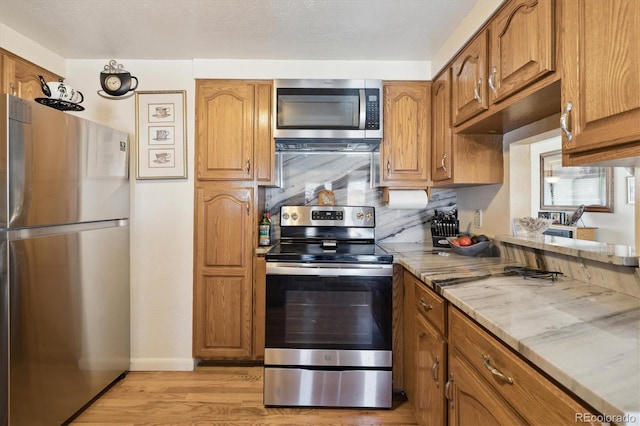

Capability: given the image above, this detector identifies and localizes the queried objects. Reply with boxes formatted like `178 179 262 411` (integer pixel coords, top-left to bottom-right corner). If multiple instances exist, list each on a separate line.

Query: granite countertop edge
381 242 640 424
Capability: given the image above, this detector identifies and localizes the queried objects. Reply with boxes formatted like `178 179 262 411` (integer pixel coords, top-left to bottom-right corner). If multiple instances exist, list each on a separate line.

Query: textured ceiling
0 0 480 60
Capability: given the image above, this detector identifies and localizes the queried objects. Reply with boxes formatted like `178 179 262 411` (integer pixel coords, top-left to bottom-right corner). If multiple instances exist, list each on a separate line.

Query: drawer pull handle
560 102 573 143
419 298 433 311
445 374 454 408
431 356 440 387
482 354 513 384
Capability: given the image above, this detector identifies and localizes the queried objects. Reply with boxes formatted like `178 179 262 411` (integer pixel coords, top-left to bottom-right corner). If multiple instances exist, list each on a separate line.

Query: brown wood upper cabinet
451 30 489 126
196 80 274 182
561 0 640 166
381 81 432 187
431 70 452 182
488 0 555 104
1 49 62 102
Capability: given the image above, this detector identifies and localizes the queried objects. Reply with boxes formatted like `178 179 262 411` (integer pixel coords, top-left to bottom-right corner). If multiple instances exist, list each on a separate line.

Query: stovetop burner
504 265 564 281
266 205 393 264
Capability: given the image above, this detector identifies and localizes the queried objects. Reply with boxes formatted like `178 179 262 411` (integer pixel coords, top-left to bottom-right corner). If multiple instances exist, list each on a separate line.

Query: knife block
431 218 459 247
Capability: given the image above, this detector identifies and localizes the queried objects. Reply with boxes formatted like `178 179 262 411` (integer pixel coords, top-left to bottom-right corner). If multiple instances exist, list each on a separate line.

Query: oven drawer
265 348 391 368
264 367 392 408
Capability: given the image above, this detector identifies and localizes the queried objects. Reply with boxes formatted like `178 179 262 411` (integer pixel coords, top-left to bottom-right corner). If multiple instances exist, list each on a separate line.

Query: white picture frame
135 90 187 179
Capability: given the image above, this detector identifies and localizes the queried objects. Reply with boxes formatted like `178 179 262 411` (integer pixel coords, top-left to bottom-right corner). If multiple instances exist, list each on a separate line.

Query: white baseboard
130 358 195 371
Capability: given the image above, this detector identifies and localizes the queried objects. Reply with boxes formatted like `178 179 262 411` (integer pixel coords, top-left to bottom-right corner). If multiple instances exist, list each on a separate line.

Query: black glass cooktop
266 242 393 264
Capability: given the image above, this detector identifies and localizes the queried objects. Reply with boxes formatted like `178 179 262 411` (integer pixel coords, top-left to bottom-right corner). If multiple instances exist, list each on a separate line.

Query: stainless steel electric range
263 205 393 408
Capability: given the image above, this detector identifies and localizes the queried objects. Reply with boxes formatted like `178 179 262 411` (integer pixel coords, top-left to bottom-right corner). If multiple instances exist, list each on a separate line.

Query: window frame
539 150 614 213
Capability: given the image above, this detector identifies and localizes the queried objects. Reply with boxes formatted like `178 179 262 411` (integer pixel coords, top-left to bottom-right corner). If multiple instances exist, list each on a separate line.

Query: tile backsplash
264 153 457 243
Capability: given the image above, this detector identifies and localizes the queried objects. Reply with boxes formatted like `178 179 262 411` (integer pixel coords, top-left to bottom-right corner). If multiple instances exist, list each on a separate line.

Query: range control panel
280 206 375 227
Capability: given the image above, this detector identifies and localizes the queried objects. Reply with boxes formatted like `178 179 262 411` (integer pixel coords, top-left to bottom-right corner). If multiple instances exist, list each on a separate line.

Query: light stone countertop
380 242 640 425
497 234 638 266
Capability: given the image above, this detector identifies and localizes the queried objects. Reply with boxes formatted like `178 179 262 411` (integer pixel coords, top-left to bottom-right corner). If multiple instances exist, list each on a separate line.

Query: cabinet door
451 31 489 126
402 270 417 400
253 83 275 184
381 81 431 187
196 81 256 180
561 0 640 164
488 0 555 104
431 71 452 182
448 349 525 426
252 255 266 360
1 51 61 101
193 186 254 359
415 315 446 426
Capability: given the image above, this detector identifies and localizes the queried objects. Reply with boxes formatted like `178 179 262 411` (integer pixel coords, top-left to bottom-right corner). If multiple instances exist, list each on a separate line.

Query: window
540 150 613 213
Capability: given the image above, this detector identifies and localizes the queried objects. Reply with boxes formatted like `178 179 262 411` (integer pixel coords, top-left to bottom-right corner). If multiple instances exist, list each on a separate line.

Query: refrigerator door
1 95 130 229
8 221 129 425
0 234 6 425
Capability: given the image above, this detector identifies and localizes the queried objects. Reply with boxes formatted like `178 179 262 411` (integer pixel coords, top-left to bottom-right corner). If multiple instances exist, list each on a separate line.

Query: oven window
265 274 392 351
285 290 373 345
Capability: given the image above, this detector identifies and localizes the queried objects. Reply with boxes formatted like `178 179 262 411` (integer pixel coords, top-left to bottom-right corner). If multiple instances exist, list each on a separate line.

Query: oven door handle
266 262 393 277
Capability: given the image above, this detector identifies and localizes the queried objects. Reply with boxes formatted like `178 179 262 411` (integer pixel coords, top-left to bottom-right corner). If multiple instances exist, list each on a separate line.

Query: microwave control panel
365 89 380 130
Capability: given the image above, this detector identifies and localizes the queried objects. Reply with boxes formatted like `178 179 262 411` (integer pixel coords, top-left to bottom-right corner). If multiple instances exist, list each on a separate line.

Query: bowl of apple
446 234 491 256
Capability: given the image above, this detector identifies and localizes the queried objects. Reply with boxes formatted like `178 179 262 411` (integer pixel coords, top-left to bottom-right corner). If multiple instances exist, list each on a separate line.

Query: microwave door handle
359 89 366 130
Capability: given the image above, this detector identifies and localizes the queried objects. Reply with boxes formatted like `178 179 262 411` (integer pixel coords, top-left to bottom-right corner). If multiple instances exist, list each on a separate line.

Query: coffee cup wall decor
98 60 139 99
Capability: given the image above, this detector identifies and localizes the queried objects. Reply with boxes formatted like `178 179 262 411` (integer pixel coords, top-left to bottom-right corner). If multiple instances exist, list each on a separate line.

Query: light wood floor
71 366 418 425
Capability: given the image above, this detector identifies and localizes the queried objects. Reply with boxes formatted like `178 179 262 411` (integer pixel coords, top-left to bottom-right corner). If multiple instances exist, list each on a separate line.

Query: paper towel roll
387 189 429 209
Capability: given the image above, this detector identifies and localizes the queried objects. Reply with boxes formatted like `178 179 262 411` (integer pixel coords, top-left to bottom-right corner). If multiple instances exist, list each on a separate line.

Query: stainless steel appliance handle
359 89 366 130
266 262 393 277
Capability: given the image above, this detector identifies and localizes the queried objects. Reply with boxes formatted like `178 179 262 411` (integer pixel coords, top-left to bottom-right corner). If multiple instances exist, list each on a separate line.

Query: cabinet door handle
386 159 391 175
246 158 251 175
431 356 440 387
445 374 454 408
482 354 514 384
419 298 433 311
246 200 250 216
488 66 497 94
441 152 448 173
474 77 482 103
560 102 573 143
9 82 16 96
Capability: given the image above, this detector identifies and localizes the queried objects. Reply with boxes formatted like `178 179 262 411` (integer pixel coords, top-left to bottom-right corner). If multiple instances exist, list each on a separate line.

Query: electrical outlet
473 209 482 228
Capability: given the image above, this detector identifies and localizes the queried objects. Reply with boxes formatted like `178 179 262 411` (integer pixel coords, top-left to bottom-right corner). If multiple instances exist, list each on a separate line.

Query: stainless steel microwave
273 79 383 140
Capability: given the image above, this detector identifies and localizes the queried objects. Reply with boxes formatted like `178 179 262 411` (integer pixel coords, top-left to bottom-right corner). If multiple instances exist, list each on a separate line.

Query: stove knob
282 213 290 220
366 213 373 221
356 211 364 220
291 213 298 221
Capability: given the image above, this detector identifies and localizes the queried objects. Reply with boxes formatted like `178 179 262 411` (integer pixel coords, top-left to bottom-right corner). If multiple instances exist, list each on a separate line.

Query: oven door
265 262 392 367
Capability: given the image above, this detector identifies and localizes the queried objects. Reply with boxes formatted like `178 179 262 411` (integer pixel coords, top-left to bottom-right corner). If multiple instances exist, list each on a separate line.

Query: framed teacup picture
135 90 187 179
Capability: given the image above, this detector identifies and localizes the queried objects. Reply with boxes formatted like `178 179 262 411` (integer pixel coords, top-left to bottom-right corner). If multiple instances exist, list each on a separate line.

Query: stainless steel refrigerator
0 94 130 425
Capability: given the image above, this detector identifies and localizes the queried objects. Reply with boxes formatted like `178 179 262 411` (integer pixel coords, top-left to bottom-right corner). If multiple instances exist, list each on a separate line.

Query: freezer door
8 221 130 425
1 95 130 228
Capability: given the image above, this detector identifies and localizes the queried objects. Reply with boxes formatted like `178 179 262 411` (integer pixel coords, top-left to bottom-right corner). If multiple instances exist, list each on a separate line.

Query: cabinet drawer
413 279 446 336
449 308 599 425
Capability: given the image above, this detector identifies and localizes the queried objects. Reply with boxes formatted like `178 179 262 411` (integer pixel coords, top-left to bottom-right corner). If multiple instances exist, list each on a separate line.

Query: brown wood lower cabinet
447 307 600 426
193 185 255 360
404 271 448 425
415 315 447 425
402 269 601 425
